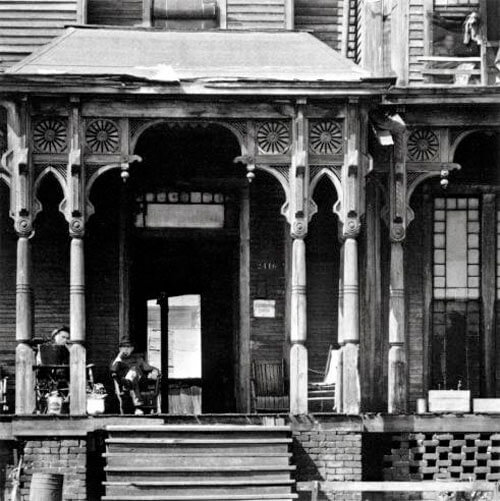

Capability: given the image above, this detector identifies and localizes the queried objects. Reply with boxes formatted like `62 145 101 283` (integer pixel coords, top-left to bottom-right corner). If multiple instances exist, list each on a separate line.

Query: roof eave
0 73 395 98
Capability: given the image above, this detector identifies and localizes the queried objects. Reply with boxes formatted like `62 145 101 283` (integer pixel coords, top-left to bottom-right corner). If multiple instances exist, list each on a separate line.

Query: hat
51 326 70 340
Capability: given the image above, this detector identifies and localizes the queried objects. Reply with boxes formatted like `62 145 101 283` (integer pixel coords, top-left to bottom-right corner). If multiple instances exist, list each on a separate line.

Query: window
433 197 480 300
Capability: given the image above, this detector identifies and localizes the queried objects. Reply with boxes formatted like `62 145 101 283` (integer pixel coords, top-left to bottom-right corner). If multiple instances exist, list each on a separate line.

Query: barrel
154 0 217 20
29 473 63 501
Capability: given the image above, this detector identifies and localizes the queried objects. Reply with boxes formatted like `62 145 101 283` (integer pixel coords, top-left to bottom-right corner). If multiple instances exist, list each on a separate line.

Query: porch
2 413 500 500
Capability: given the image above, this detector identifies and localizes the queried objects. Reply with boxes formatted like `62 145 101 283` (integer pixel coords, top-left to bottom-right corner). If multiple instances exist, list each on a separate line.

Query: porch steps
102 425 298 501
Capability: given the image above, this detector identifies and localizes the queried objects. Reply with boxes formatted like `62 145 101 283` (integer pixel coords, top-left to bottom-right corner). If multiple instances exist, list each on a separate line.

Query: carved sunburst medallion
310 121 343 155
257 122 290 154
86 119 120 154
407 129 439 162
33 119 67 153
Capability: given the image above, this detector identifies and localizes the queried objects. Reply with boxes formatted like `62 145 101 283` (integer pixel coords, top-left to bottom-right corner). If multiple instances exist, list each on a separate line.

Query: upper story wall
355 0 500 87
0 0 81 70
0 0 356 71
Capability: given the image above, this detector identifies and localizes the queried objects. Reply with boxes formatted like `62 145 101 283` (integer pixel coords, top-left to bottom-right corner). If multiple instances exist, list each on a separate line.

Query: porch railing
419 41 499 86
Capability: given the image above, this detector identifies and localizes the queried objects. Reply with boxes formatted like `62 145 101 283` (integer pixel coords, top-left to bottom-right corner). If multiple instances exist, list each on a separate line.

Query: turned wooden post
388 241 407 413
387 121 408 414
15 234 35 414
336 240 344 413
69 236 86 414
342 237 360 414
67 100 87 414
338 102 364 415
290 237 308 414
289 100 309 414
7 99 36 414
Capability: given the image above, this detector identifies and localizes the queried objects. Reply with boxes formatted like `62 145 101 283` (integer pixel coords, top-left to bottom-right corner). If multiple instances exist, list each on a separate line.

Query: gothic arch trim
85 163 123 219
130 119 245 157
33 166 67 221
449 129 496 162
255 164 290 222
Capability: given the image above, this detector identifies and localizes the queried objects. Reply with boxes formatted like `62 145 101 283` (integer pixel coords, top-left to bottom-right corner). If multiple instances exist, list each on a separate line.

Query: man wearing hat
110 342 160 415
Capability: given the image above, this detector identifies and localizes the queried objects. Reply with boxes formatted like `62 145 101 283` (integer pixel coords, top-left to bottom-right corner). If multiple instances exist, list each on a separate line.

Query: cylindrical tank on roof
153 0 217 20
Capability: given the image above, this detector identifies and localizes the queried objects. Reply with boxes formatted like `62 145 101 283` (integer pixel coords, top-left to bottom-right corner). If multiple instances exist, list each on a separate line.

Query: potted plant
87 382 107 415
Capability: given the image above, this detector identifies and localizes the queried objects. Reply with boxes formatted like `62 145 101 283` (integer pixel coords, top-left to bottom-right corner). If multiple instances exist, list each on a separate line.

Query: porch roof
2 27 394 95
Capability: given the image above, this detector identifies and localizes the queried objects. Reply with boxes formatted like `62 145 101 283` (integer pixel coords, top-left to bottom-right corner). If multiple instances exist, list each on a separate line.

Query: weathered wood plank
481 193 496 396
238 185 251 413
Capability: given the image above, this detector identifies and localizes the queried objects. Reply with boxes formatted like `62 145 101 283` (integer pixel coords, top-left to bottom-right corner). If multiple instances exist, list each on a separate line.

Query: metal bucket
29 473 63 501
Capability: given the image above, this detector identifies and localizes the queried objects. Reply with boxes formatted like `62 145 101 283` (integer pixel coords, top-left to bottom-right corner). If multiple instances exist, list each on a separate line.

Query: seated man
35 326 71 412
110 342 160 415
37 326 70 365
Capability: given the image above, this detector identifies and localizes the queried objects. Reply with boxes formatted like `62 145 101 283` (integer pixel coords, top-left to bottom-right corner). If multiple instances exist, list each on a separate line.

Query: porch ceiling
2 26 394 95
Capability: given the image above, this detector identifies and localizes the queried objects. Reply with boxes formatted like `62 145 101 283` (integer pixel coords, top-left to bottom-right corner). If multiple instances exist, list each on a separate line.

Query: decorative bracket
3 99 34 237
337 103 366 238
372 112 409 242
66 101 85 237
290 101 309 239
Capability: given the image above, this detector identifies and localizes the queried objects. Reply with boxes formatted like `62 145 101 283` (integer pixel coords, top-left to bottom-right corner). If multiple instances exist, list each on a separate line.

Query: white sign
253 300 276 318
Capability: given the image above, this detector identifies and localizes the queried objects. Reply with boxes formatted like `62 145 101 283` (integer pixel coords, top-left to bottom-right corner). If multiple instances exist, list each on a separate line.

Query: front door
136 236 237 413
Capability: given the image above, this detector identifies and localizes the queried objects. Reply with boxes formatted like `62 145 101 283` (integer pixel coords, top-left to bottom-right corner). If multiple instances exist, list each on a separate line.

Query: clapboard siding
87 0 143 25
0 0 78 70
294 0 343 51
227 0 286 29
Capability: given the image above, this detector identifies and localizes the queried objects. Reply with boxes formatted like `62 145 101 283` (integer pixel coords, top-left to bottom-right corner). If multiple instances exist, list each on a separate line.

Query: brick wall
20 437 87 500
292 421 362 501
383 430 500 496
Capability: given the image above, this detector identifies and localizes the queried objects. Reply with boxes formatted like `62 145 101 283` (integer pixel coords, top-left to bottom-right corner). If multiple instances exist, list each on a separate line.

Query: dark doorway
133 235 238 413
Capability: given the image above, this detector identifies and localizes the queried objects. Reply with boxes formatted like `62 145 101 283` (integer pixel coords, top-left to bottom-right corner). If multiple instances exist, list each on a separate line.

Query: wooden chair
251 360 289 413
308 347 339 412
111 372 161 414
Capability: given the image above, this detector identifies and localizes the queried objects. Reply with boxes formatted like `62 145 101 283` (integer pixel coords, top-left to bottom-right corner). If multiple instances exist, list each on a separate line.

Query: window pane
446 210 468 289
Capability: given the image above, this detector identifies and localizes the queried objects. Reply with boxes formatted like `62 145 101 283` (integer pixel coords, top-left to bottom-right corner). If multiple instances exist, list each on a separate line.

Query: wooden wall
226 0 286 29
0 0 79 70
294 0 343 51
306 178 340 376
87 0 143 26
249 174 288 362
0 183 16 408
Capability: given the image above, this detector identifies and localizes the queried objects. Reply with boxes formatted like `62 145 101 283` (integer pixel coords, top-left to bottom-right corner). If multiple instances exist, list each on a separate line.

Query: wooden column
388 241 407 413
339 102 364 414
238 185 251 412
15 234 35 414
290 237 307 414
342 237 360 413
69 236 86 414
387 124 408 414
119 180 131 345
336 240 344 413
67 101 87 415
6 99 35 414
481 193 496 396
289 100 310 414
